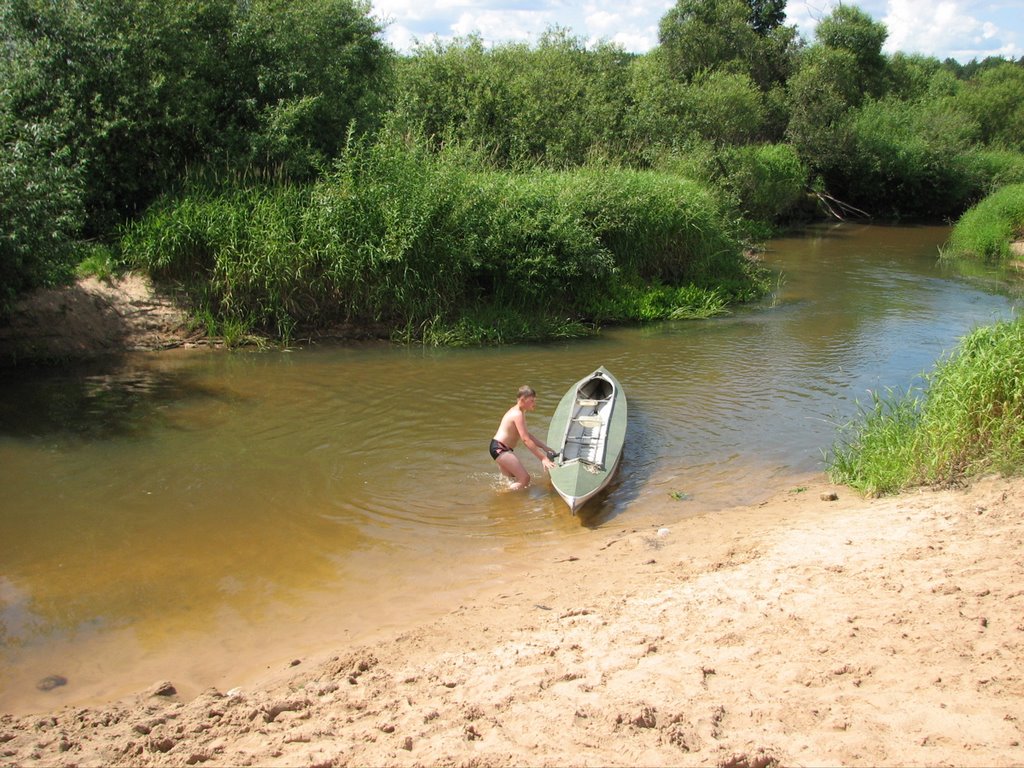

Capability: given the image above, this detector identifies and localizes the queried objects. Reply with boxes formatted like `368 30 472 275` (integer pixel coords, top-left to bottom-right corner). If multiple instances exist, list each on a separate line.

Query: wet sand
2 473 1023 767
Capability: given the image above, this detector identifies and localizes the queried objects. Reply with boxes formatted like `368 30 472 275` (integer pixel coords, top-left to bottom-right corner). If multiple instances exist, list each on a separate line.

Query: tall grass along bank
942 183 1024 265
122 141 767 345
829 316 1024 495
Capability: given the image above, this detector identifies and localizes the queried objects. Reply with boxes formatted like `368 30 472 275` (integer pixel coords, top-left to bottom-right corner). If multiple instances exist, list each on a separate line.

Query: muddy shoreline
2 474 1023 767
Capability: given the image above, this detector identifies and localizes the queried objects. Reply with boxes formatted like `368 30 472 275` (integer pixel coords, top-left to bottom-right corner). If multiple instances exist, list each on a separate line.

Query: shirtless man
490 385 557 490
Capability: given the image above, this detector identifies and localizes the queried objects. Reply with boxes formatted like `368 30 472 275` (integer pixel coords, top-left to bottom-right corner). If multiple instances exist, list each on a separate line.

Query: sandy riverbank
2 473 1022 767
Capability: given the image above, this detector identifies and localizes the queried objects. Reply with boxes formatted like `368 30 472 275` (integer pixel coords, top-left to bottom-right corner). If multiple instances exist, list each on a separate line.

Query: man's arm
527 430 554 457
514 413 556 468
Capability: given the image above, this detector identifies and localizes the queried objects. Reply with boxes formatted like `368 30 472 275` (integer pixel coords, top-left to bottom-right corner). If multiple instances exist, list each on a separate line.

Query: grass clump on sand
829 316 1024 496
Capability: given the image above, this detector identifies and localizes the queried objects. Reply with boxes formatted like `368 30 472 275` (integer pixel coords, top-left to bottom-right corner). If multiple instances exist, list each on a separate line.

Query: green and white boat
547 367 627 515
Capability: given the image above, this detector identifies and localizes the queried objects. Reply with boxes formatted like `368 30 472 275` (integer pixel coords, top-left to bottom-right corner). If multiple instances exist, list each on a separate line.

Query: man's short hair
517 385 536 400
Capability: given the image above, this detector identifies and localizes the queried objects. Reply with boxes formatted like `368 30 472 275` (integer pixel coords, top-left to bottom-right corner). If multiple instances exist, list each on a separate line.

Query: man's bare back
492 404 526 448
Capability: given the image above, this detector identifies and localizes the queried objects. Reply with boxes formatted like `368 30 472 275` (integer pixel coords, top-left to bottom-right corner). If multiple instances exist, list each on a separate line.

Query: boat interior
560 375 614 466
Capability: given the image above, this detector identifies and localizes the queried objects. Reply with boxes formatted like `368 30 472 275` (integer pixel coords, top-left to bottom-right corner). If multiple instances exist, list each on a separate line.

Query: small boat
547 367 627 514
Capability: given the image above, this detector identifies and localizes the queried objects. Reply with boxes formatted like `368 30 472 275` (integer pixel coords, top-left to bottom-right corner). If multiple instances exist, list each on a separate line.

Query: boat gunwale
548 366 626 514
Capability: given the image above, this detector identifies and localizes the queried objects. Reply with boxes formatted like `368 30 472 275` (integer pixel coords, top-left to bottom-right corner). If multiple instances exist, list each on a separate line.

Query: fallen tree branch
813 190 872 220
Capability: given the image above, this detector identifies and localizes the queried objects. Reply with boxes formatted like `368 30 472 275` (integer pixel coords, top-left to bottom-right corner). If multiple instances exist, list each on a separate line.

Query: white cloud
450 9 558 43
790 0 1022 60
372 0 430 24
583 9 619 36
581 0 671 49
890 0 1021 60
383 23 419 51
885 0 974 57
606 29 659 51
372 0 1022 61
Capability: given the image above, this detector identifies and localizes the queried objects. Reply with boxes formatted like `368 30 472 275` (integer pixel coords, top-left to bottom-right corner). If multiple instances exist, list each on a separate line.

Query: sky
369 0 1024 64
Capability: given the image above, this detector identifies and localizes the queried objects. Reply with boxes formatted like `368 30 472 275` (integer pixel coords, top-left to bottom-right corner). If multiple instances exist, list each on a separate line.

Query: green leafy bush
953 62 1024 150
1 0 389 312
960 149 1024 191
391 31 631 169
835 95 982 218
720 143 807 221
0 94 84 312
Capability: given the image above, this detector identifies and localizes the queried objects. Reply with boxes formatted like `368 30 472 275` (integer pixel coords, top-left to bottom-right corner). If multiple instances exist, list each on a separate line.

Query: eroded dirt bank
0 275 198 364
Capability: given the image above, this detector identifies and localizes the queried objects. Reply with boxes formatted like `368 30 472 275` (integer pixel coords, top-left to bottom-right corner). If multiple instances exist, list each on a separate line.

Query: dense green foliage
941 183 1024 263
391 30 631 168
829 318 1024 495
122 135 761 344
954 65 1024 150
1 0 388 306
3 0 1024 341
653 142 807 227
813 5 888 99
658 0 797 91
0 84 84 310
835 95 983 218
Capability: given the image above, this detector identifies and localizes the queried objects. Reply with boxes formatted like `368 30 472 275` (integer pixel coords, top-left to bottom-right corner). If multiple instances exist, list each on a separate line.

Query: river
0 223 1018 714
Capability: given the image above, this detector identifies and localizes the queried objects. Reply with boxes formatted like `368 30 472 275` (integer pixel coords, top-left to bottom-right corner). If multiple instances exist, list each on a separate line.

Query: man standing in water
490 385 557 490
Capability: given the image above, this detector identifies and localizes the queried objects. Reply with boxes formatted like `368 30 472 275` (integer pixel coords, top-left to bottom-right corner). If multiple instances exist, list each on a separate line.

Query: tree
683 71 767 146
391 36 510 154
1 0 390 306
4 0 388 233
785 46 861 175
954 63 1024 150
814 4 888 99
624 57 767 162
840 95 982 217
230 0 391 177
657 0 799 91
623 49 692 157
884 53 946 101
391 30 633 168
499 29 632 166
0 82 84 310
748 0 786 36
3 0 251 233
658 0 759 82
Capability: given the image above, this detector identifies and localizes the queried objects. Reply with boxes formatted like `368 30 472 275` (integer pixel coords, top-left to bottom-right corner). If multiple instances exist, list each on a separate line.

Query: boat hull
547 367 627 514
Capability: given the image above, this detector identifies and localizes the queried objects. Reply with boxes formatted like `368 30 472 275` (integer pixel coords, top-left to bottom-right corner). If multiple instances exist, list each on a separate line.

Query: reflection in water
0 360 239 440
0 224 1019 713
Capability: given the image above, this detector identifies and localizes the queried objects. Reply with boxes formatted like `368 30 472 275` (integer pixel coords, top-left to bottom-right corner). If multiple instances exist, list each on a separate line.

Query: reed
941 182 1024 264
829 317 1024 494
827 389 922 496
408 310 594 347
962 149 1024 189
916 318 1024 480
122 136 762 343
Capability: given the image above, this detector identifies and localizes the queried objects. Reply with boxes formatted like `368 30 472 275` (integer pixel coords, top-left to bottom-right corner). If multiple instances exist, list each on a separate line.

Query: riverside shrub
837 95 981 218
122 140 756 341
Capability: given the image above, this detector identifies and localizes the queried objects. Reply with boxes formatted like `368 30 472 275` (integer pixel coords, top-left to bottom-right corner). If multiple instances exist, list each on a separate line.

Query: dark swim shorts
489 439 512 460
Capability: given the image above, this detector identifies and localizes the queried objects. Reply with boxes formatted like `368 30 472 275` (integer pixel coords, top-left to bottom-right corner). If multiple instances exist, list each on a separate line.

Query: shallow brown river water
1 223 1019 714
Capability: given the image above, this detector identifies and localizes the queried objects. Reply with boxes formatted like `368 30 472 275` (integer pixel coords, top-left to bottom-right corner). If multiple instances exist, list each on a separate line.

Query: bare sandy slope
0 273 197 362
2 474 1022 767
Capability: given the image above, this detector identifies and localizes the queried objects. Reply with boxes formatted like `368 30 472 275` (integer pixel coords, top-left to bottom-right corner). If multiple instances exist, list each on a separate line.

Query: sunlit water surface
1 223 1019 712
